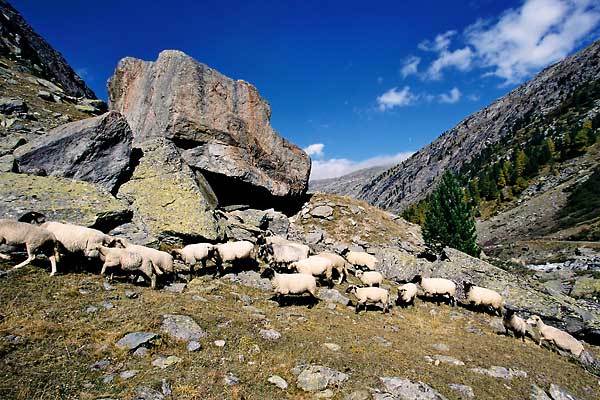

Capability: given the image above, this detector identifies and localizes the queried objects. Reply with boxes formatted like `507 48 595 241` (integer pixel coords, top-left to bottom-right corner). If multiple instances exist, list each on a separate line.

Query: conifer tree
423 172 480 257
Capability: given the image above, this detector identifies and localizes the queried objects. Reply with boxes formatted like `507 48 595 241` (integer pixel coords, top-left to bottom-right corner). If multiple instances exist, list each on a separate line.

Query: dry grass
0 261 598 400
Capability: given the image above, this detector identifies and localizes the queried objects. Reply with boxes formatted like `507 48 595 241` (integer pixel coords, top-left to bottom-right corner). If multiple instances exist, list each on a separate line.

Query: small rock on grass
187 341 202 352
214 340 226 347
224 373 240 386
152 355 182 369
268 375 288 389
125 290 139 299
323 343 341 351
116 332 159 351
120 370 139 379
449 383 474 399
259 329 281 341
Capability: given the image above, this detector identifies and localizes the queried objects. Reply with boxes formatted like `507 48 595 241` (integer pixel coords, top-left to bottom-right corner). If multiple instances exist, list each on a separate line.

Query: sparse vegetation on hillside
559 167 600 240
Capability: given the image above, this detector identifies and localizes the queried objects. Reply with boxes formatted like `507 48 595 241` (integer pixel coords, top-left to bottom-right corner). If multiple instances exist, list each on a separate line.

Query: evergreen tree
541 138 556 164
422 172 480 257
513 149 528 181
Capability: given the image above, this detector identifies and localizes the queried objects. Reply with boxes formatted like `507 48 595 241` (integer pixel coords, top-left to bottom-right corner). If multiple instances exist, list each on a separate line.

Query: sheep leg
150 274 157 289
48 254 57 276
13 245 34 269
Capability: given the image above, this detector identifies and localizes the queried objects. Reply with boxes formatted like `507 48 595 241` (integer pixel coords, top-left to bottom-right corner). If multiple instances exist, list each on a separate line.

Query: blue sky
12 0 600 179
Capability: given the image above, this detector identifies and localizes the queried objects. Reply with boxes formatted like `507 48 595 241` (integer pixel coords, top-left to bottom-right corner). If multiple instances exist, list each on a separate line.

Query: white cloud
438 87 462 104
310 151 414 181
400 56 421 78
465 0 600 83
418 30 456 52
376 86 416 111
426 47 473 80
303 143 324 157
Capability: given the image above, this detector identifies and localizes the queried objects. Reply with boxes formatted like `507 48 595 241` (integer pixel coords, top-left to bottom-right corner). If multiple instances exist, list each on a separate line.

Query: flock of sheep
0 218 588 361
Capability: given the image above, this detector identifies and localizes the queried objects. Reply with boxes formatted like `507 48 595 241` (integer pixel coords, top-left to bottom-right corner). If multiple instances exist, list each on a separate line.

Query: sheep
264 242 309 269
396 282 418 307
97 246 161 289
463 281 504 316
121 242 173 275
344 250 378 271
289 255 334 287
261 267 318 305
354 270 383 287
212 240 255 275
0 219 60 275
172 243 214 273
41 221 123 259
318 252 349 284
503 308 529 342
346 285 390 314
411 275 456 306
526 315 584 357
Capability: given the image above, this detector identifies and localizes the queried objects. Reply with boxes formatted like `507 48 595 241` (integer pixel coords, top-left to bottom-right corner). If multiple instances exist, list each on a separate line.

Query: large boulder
14 111 133 193
0 172 131 229
108 50 310 204
117 138 221 244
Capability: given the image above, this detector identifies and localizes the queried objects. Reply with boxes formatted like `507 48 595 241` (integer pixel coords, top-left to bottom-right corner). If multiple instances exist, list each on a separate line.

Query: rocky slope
0 0 95 98
322 40 600 213
309 165 388 196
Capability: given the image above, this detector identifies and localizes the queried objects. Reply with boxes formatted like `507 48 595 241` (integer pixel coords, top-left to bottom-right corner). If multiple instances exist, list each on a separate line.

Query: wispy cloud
414 0 600 84
310 149 414 180
303 143 325 157
376 86 417 111
465 0 600 83
400 56 421 78
438 87 462 104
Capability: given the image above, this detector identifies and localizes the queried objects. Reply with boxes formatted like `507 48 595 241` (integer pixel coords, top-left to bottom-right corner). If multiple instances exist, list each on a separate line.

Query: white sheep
355 270 383 287
0 219 60 275
289 255 334 287
121 242 173 275
318 252 349 284
503 308 529 342
97 246 160 289
41 221 122 259
526 315 584 357
463 281 504 316
396 282 418 307
265 242 309 268
172 243 214 273
411 275 456 306
346 285 390 314
261 268 318 303
212 240 255 274
344 250 378 270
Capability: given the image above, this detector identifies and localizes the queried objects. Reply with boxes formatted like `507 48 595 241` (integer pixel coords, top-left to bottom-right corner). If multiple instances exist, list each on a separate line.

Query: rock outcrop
108 50 310 205
0 172 131 229
117 138 221 244
14 111 133 193
0 0 95 98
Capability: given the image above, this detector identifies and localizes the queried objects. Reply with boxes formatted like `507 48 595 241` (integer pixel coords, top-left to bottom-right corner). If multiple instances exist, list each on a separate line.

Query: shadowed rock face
14 111 133 194
108 50 310 203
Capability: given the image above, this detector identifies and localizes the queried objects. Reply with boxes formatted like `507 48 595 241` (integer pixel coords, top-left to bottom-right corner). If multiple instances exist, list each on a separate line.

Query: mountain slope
357 39 600 213
309 165 388 195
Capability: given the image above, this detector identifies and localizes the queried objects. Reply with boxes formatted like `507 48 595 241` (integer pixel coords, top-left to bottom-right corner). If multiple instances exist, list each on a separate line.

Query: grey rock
187 341 202 352
14 111 133 193
225 270 272 291
548 384 579 400
0 98 27 114
120 370 139 379
125 290 139 299
103 282 115 291
108 50 310 202
489 318 507 334
214 340 226 347
318 288 350 306
37 90 54 102
531 385 552 400
90 359 110 371
224 373 240 386
425 355 464 366
373 336 392 347
344 390 371 400
161 379 172 396
268 375 288 389
102 301 114 310
448 384 474 399
134 386 165 400
378 377 448 399
133 347 149 357
305 230 324 245
102 374 115 384
323 342 341 351
316 389 335 398
115 332 159 351
470 366 527 380
431 343 449 352
152 355 182 369
160 314 207 342
310 205 334 219
85 305 98 314
164 282 187 293
0 154 14 172
259 328 281 341
294 364 349 392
